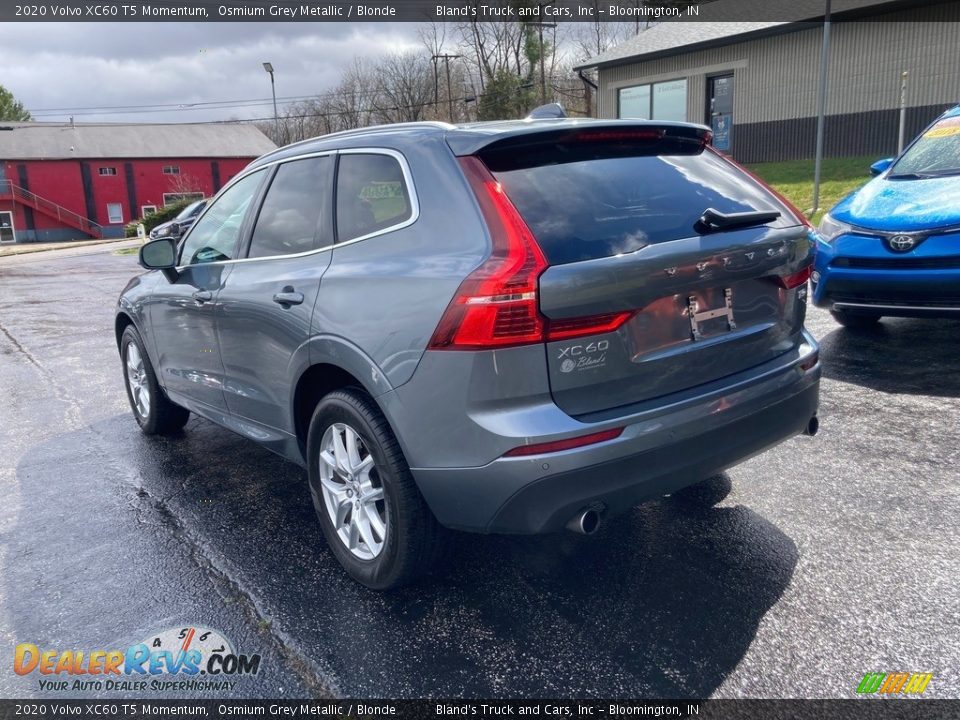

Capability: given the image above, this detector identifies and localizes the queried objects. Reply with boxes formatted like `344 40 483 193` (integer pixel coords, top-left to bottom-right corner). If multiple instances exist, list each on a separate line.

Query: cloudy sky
0 23 423 124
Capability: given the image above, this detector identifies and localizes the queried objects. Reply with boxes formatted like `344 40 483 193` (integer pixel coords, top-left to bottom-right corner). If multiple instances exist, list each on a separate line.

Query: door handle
192 290 213 304
273 291 304 306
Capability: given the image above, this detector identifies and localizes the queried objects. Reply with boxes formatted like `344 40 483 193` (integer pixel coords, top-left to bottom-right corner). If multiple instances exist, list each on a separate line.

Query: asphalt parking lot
1 245 958 700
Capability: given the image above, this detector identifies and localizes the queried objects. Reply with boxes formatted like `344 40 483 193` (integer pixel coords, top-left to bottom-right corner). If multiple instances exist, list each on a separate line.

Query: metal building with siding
576 0 960 162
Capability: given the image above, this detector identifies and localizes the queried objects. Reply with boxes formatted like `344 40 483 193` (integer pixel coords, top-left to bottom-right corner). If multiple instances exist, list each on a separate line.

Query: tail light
799 350 819 372
503 427 624 457
428 157 635 350
546 311 635 341
777 265 812 289
568 129 666 142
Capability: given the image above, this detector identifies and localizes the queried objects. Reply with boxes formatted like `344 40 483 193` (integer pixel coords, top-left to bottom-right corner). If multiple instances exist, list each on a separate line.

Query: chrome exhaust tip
804 415 819 436
566 508 601 535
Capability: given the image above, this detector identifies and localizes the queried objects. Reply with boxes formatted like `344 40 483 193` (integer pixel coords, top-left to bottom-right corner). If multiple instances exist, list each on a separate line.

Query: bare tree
371 51 436 124
165 171 205 202
571 7 637 61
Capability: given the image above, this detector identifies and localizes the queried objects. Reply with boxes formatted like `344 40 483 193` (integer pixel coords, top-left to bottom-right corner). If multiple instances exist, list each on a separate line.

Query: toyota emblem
888 234 916 252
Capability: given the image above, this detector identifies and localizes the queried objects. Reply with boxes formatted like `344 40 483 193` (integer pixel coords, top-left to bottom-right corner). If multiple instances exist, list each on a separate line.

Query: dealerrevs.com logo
856 672 933 695
13 626 261 693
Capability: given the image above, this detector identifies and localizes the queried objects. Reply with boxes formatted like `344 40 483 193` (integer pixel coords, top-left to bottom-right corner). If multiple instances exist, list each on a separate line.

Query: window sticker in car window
361 181 406 223
924 117 960 139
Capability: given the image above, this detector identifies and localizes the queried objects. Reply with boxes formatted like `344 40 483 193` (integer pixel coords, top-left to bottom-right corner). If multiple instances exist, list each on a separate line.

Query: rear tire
120 325 190 435
306 388 446 590
671 474 732 507
830 310 881 328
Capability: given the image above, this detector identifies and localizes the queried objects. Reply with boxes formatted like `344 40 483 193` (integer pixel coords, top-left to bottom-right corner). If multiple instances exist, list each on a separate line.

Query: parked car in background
149 198 208 241
813 104 960 327
117 118 820 589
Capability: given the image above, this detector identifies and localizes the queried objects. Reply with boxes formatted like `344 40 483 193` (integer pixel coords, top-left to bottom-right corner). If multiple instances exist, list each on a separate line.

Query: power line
24 72 578 126
27 65 561 119
29 94 312 113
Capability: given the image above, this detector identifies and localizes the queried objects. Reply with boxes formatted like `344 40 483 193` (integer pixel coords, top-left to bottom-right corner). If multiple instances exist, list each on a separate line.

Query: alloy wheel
318 423 387 560
125 342 151 419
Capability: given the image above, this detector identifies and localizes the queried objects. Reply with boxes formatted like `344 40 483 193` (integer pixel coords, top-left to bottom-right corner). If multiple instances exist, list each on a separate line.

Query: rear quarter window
336 153 412 243
486 147 792 265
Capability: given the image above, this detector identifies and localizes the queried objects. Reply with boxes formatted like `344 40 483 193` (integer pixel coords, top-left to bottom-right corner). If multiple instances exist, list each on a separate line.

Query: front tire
306 389 445 590
121 325 190 435
830 309 881 328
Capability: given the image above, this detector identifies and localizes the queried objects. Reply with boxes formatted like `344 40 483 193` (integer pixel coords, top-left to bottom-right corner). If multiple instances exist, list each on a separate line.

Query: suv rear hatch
440 123 813 417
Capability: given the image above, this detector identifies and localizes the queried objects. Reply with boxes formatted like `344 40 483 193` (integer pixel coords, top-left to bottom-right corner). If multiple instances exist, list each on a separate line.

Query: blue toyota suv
813 104 960 327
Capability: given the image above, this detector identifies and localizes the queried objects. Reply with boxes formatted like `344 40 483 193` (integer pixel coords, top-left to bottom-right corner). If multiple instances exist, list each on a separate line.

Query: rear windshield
890 115 960 178
486 147 791 265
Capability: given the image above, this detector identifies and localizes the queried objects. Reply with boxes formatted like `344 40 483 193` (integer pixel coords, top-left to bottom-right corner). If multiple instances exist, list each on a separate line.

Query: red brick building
0 122 276 243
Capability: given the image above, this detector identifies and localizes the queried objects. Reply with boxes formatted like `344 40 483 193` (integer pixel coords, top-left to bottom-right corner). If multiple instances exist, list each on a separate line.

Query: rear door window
336 153 412 243
486 147 792 265
248 155 331 258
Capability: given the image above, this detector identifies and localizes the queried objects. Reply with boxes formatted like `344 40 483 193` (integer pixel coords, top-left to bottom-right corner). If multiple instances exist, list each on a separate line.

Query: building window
162 166 181 175
163 192 203 206
106 203 123 224
618 78 687 122
98 167 117 176
141 205 158 217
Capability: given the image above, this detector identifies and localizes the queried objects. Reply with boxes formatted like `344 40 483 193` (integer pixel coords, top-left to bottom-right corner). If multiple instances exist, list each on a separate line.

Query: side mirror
870 158 894 176
139 238 179 282
167 222 181 237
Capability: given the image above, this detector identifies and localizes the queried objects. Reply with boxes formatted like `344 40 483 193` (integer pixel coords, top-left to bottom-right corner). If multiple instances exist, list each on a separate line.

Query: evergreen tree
0 85 31 121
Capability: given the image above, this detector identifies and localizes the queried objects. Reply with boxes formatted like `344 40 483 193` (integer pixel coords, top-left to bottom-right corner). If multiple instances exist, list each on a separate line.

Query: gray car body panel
312 135 489 389
398 332 819 533
118 119 821 534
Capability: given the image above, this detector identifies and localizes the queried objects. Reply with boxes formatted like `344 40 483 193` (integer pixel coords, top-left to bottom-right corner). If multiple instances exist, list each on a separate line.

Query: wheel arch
292 338 395 459
115 312 135 351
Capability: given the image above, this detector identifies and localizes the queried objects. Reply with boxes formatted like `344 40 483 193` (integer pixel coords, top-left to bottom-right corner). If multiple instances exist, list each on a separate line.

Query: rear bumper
404 331 820 534
488 381 818 534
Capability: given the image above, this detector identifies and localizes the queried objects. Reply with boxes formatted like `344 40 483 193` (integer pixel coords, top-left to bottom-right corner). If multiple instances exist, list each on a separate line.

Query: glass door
707 74 734 153
0 211 15 243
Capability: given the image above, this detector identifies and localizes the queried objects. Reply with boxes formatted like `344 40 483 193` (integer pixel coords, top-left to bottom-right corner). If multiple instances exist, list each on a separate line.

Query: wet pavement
1 246 958 700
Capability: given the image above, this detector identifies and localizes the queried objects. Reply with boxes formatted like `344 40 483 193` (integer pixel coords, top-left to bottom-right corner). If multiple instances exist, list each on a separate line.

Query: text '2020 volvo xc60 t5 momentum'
117 117 821 589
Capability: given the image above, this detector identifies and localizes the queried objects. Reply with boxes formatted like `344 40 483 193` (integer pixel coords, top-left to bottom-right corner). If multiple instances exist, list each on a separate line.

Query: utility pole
530 5 557 105
811 0 831 216
432 53 461 123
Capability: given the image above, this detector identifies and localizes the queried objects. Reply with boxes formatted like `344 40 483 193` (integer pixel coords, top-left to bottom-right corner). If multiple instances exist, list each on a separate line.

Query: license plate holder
688 288 736 341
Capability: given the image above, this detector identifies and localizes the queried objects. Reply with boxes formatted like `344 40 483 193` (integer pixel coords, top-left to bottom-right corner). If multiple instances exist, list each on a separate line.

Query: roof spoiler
446 121 713 157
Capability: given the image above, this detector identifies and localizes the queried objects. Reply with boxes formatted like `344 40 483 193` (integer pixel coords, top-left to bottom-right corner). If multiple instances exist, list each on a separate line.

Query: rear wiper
695 208 781 235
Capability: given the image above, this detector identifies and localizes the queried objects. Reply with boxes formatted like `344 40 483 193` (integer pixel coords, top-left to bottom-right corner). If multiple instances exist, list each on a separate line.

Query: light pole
262 62 278 140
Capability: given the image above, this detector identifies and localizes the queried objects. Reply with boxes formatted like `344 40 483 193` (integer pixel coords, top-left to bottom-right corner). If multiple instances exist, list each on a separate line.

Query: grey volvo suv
117 119 820 589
